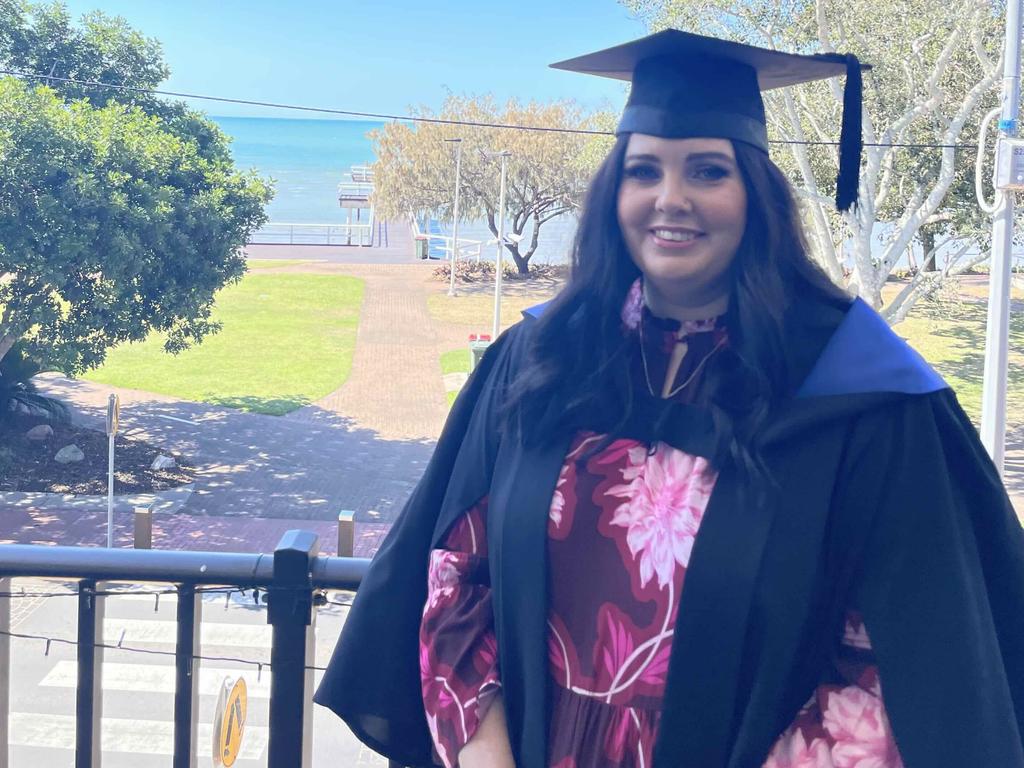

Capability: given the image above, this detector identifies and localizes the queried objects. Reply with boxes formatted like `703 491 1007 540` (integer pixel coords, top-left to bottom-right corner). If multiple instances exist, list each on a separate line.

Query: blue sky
59 0 648 119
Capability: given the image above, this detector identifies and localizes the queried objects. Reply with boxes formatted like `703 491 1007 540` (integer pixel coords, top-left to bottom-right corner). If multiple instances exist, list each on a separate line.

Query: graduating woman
316 30 1024 768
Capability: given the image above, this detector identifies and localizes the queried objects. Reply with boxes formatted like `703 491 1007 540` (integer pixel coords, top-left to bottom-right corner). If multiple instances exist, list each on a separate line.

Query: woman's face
617 134 747 308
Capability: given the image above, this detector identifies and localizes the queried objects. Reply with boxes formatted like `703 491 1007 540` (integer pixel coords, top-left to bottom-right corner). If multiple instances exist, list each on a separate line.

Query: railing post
173 584 201 768
337 510 354 557
133 505 153 550
76 579 104 768
267 530 318 768
0 577 10 768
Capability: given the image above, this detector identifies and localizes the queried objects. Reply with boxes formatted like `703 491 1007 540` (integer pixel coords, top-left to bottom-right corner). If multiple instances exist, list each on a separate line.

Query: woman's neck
643 282 729 322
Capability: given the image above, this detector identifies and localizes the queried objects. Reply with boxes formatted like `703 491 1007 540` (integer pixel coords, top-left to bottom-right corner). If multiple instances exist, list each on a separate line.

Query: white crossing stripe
105 618 272 648
40 661 273 698
10 712 267 758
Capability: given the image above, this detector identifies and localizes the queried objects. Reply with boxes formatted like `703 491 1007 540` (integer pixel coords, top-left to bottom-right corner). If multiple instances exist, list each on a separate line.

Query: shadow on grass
206 395 312 416
902 295 1024 396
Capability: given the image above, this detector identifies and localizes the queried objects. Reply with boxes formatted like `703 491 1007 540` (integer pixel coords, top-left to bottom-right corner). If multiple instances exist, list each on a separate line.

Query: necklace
639 312 726 400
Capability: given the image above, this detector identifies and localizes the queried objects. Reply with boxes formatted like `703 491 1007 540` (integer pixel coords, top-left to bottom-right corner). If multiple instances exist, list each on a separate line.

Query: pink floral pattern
605 446 715 588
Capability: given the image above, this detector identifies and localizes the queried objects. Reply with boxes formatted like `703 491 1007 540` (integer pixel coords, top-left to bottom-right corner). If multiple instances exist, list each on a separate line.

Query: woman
317 30 1024 768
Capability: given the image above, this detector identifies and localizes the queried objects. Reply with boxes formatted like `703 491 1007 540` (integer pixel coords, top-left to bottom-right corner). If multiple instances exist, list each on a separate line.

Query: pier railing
249 222 373 246
0 531 373 768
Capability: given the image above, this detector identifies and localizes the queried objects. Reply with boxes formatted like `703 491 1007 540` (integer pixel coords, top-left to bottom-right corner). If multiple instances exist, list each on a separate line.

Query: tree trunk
921 226 938 272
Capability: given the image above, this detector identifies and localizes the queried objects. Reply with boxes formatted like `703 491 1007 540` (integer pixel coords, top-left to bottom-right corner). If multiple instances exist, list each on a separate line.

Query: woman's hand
457 693 516 768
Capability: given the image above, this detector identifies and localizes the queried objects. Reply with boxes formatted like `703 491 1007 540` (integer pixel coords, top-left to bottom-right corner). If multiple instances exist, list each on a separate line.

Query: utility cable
0 68 976 150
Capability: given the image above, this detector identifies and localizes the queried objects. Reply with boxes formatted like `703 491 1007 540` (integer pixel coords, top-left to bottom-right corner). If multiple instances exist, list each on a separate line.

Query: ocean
212 116 577 263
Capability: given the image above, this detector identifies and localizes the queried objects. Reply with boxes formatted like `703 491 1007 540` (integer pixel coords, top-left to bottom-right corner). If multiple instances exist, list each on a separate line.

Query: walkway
12 261 446 554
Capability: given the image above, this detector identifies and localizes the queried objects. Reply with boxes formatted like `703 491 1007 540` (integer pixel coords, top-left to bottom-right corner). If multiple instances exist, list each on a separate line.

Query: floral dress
419 292 905 768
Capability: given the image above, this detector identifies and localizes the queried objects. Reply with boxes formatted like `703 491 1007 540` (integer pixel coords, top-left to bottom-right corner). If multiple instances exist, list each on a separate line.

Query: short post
133 505 153 550
337 510 355 557
267 530 319 768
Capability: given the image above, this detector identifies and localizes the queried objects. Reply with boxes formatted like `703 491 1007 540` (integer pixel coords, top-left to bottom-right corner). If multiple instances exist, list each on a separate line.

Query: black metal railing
0 530 370 768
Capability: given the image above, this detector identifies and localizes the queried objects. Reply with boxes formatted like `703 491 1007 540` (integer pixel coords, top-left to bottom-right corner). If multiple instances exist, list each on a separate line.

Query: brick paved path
8 261 449 554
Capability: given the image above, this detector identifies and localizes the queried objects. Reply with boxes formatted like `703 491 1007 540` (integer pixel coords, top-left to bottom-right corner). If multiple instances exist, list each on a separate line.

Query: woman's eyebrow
623 153 662 163
685 151 736 164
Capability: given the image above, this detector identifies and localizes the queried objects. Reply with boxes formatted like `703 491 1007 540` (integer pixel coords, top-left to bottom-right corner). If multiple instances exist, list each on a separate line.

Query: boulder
54 444 85 464
151 454 177 471
26 424 54 441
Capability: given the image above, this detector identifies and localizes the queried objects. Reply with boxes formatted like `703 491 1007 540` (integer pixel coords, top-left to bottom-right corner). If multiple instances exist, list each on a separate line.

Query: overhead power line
0 67 974 150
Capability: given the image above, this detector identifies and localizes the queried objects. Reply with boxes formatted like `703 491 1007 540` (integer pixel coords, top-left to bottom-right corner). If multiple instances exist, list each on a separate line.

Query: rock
151 454 177 471
54 444 85 464
26 424 54 441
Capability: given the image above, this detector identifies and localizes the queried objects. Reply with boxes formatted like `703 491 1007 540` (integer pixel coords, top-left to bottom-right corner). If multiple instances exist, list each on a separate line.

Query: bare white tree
623 0 1004 322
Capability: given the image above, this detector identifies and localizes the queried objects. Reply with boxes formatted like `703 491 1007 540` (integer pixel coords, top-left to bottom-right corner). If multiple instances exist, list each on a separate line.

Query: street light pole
492 151 511 339
980 0 1023 472
445 138 463 297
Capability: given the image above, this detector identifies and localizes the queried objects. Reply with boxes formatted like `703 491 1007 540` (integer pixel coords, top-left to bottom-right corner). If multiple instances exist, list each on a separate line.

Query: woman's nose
654 177 693 214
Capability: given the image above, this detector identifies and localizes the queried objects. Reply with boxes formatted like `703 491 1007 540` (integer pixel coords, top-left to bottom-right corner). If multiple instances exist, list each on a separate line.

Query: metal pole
981 0 1023 471
446 139 463 296
267 530 318 768
107 432 114 548
493 152 510 340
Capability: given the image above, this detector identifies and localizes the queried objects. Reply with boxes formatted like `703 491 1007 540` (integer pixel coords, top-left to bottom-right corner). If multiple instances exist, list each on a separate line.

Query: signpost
105 394 120 548
212 676 247 767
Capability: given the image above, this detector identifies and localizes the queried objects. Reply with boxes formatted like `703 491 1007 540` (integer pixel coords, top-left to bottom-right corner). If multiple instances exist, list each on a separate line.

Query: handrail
0 531 369 767
0 543 369 590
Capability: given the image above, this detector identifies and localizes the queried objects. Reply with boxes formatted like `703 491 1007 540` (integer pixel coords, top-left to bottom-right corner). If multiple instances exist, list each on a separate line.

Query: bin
415 235 429 259
468 334 492 371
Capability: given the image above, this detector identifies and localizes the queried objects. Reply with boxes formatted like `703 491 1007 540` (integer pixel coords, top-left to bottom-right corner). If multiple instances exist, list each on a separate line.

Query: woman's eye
693 165 730 181
623 164 660 181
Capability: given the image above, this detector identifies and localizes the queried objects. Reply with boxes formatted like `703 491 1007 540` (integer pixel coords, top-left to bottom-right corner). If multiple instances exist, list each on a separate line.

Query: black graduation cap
551 29 867 211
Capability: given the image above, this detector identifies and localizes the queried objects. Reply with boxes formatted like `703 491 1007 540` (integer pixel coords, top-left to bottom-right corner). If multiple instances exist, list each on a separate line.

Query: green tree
623 0 1003 321
0 2 271 372
371 94 595 275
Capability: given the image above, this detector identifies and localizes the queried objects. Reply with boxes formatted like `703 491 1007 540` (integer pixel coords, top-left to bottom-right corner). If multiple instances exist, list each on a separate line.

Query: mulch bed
0 414 194 494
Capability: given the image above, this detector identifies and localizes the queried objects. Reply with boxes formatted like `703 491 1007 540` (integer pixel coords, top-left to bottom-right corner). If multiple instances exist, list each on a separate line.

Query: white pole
493 152 510 339
106 393 118 548
446 139 463 297
981 0 1023 472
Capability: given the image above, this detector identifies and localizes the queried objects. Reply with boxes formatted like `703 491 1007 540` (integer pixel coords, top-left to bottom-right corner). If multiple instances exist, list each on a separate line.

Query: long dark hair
506 135 848 478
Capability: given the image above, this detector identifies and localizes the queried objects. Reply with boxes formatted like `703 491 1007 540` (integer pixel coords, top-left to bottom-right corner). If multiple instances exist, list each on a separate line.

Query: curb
0 484 195 515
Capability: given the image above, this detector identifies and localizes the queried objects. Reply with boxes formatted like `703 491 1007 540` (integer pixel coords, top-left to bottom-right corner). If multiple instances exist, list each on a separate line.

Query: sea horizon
211 114 577 263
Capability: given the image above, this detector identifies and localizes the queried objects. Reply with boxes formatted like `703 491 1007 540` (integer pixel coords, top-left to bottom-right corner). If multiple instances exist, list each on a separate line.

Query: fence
0 531 386 767
248 223 372 246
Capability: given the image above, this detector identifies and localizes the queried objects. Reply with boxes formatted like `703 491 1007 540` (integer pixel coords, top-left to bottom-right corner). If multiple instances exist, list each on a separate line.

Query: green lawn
441 348 473 408
85 273 364 415
896 291 1024 427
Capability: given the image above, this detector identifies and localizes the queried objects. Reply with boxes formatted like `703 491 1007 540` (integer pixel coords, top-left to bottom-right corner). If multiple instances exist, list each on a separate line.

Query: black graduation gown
315 295 1024 768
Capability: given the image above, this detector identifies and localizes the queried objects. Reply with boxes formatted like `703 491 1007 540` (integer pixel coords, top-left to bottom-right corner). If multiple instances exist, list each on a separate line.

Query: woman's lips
649 228 704 249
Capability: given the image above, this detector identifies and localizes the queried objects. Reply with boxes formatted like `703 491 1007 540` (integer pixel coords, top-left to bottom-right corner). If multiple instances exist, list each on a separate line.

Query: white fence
248 222 372 246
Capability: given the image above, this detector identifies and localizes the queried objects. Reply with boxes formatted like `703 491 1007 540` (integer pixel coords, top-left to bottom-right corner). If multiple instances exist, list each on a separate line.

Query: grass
441 348 473 408
892 289 1024 427
427 293 549 333
84 273 364 415
245 259 317 270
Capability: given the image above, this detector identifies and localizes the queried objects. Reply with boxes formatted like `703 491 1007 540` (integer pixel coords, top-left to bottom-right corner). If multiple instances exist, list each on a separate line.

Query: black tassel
835 53 863 212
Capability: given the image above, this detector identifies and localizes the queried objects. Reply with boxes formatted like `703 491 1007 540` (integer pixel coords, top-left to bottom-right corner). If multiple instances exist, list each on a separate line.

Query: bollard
337 510 355 557
134 505 153 550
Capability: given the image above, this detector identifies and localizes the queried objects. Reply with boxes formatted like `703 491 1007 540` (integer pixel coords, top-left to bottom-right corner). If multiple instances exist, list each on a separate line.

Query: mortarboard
551 29 867 212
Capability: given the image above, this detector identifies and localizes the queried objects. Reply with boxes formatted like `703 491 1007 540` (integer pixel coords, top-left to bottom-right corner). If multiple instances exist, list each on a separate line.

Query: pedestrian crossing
10 597 282 764
40 660 273 697
9 713 269 759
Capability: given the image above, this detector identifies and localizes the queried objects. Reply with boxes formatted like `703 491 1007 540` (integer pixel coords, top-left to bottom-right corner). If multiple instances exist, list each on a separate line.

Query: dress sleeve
420 497 501 768
762 610 905 767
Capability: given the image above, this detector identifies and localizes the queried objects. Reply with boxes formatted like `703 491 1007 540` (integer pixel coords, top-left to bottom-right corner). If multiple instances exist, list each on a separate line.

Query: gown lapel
489 432 572 768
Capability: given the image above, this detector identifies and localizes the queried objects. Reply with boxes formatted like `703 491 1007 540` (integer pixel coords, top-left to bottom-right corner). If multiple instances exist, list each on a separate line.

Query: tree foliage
371 95 596 274
0 1 271 373
623 0 1004 321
